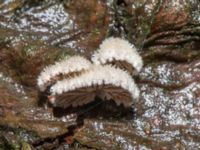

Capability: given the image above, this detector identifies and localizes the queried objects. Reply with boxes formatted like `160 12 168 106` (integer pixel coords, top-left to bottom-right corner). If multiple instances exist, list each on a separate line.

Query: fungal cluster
37 37 143 109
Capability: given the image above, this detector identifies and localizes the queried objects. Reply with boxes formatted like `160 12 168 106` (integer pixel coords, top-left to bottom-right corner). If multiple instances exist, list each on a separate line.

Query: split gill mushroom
92 37 143 75
48 65 140 108
37 37 143 110
37 56 92 92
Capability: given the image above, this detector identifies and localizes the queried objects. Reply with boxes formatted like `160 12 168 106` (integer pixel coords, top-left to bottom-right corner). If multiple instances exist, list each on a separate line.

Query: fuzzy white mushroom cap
37 56 92 91
92 37 143 72
50 65 140 102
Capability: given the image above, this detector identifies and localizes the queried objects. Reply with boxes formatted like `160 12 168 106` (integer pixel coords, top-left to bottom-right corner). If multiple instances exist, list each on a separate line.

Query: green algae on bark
0 125 38 150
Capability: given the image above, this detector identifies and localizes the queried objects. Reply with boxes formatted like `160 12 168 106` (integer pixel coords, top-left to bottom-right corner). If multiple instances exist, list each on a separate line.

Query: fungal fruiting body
49 65 139 108
37 56 92 92
37 37 143 109
92 37 143 75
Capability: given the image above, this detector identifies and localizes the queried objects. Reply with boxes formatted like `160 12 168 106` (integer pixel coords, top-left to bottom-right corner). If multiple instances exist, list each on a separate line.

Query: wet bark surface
0 0 200 149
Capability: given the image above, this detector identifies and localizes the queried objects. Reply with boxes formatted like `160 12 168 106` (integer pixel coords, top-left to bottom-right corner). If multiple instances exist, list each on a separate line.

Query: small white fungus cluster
37 56 92 91
92 37 143 72
50 65 139 100
37 37 143 108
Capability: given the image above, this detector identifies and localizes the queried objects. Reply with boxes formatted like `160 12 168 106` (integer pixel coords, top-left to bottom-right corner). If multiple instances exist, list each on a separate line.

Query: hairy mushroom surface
49 65 139 108
92 37 143 75
37 56 92 92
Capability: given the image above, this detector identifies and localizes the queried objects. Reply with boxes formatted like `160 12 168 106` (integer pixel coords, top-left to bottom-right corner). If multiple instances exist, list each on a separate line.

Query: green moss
0 125 40 149
21 142 32 150
0 136 20 150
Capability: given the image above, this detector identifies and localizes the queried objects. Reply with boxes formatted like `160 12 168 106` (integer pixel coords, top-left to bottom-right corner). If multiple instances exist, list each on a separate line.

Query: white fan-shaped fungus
37 56 92 92
37 38 143 109
92 37 143 74
49 65 139 108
